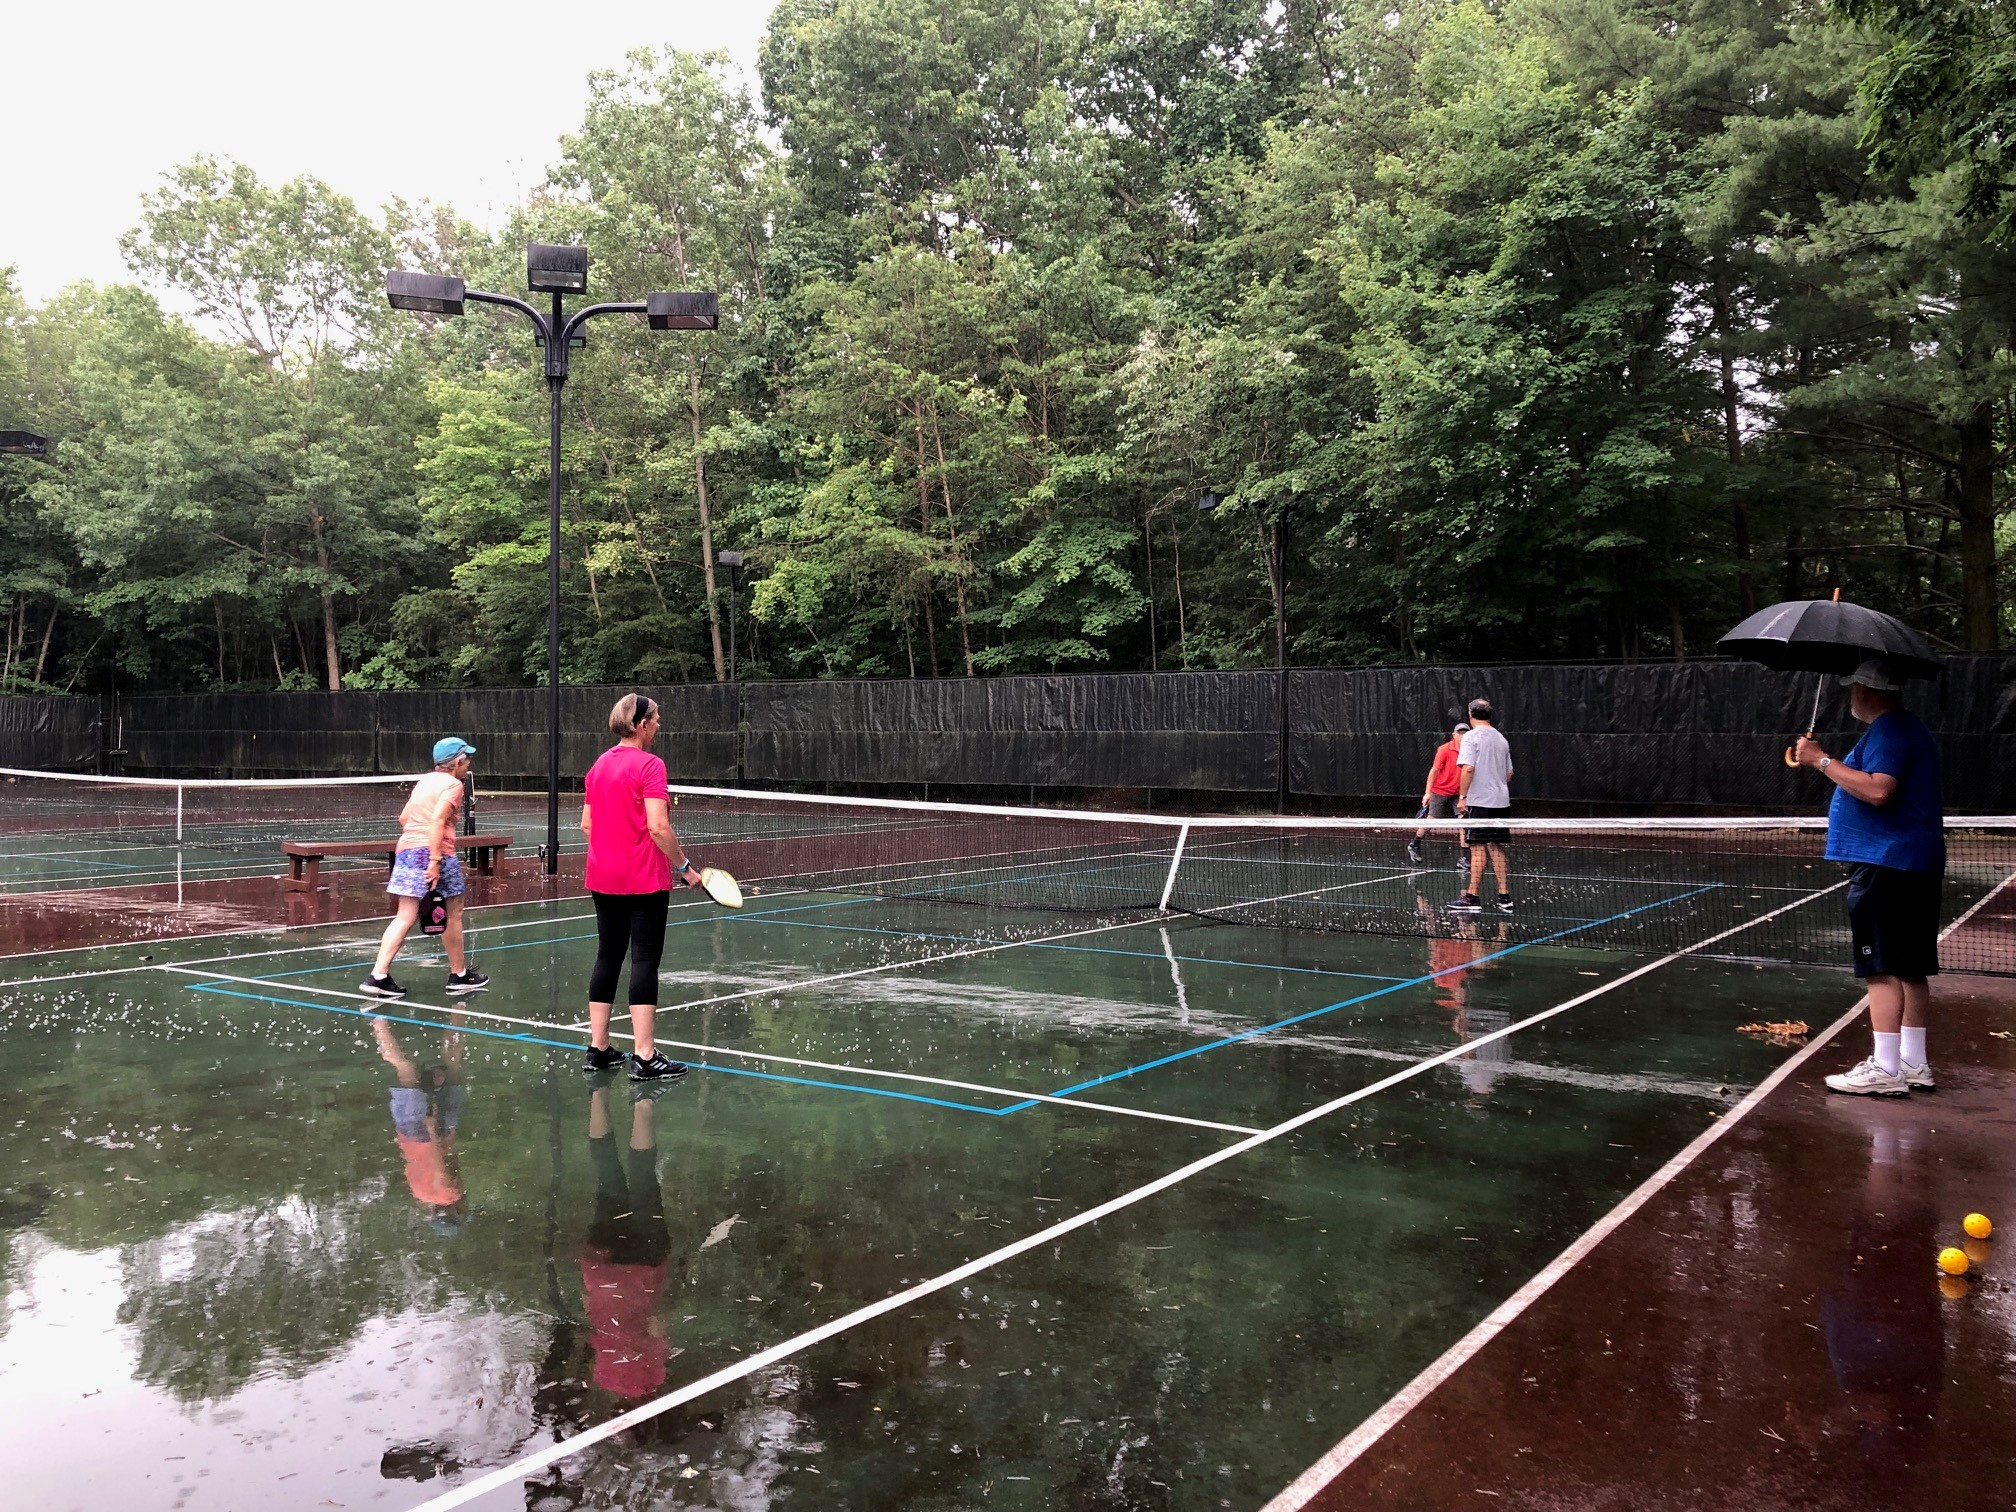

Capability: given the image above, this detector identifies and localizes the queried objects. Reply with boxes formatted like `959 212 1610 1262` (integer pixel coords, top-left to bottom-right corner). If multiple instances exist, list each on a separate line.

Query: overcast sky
0 0 778 302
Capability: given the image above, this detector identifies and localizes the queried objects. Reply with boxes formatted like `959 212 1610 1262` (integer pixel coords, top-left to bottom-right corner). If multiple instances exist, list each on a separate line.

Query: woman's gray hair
609 693 656 738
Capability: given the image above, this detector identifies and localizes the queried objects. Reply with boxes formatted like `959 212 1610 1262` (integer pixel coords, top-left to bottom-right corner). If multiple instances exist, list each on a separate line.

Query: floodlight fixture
1197 490 1223 511
527 243 589 294
382 246 717 872
648 291 720 330
0 430 49 457
385 271 467 316
717 550 744 567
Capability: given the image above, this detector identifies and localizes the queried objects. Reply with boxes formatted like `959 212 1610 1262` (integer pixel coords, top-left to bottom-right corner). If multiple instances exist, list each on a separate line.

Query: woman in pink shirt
580 694 703 1082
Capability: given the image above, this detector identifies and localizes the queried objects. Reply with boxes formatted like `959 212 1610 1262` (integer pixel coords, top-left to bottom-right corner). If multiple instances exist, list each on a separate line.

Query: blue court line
0 851 148 872
181 981 1006 1116
170 883 1717 1125
996 883 1724 1113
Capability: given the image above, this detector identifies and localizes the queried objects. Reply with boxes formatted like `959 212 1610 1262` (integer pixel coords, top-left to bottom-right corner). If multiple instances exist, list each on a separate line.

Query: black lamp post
1201 490 1291 814
716 550 743 682
387 248 718 873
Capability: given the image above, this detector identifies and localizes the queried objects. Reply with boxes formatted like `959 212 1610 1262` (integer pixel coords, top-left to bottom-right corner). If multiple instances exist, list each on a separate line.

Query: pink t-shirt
397 772 463 855
584 745 672 894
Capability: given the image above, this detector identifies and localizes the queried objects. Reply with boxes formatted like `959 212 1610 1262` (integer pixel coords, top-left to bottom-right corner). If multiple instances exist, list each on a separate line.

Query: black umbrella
1717 596 1943 678
1717 594 1943 766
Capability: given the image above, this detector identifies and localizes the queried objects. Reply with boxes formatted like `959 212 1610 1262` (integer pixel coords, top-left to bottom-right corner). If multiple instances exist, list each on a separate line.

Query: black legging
589 890 671 1006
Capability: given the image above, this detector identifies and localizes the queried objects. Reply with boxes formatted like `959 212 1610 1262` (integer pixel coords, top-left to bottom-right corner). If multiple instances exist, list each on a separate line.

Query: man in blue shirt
1794 659 1945 1097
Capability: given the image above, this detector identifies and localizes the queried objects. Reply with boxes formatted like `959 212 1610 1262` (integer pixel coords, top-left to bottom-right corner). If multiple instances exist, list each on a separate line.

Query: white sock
1872 1031 1902 1076
1900 1026 1927 1067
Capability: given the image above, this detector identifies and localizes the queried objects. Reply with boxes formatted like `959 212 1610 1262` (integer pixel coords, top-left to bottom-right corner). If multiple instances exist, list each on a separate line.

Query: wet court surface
0 886 1880 1511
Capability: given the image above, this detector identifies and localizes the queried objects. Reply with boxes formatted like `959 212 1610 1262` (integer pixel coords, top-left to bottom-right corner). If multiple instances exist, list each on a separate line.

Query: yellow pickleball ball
1964 1212 1993 1240
1938 1246 1970 1276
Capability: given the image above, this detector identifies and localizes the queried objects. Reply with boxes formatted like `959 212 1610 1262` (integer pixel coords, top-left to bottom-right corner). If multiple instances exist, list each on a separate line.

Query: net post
1158 822 1191 912
176 783 184 845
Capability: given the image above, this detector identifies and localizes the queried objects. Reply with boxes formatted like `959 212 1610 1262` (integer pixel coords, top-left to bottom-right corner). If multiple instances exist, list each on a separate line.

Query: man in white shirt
1452 699 1514 913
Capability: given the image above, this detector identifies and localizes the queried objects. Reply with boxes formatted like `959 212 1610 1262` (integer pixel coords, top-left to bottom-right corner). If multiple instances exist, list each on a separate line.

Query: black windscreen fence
1290 657 2012 811
0 695 102 771
744 672 1279 792
26 656 2010 812
114 686 739 785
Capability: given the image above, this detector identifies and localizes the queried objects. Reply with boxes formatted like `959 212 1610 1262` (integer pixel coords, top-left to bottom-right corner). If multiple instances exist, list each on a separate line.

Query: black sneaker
359 973 408 999
1495 894 1515 912
1447 894 1483 914
444 970 490 994
583 1044 626 1075
1406 839 1424 864
629 1052 689 1082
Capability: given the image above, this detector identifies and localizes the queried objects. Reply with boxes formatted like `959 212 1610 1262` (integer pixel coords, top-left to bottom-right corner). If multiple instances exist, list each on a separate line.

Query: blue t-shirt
1824 709 1944 873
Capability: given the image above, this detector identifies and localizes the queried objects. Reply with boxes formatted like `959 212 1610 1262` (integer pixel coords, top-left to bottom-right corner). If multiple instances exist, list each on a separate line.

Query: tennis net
663 786 2016 975
0 767 432 848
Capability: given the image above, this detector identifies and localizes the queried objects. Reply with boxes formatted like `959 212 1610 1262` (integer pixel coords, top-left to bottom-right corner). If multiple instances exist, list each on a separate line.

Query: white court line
566 864 1437 1030
158 965 1260 1136
0 899 614 987
401 878 1846 1512
1258 867 2007 1511
1257 993 1869 1511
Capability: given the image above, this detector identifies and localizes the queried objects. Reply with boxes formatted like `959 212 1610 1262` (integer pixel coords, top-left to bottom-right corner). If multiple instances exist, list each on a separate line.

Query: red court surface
1278 968 2016 1512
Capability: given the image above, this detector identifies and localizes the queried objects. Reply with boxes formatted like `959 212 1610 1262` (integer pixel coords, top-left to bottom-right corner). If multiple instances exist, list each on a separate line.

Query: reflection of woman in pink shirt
579 695 703 1082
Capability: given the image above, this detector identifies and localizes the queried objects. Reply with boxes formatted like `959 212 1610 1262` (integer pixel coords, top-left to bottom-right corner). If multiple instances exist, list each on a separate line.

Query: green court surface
0 883 1864 1511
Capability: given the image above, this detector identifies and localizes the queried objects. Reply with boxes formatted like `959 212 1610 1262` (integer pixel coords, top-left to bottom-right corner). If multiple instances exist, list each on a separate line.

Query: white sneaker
1825 1057 1910 1098
1902 1060 1935 1092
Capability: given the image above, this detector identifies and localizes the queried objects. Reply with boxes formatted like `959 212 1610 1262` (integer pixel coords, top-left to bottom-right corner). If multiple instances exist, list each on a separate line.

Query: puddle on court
0 902 1877 1511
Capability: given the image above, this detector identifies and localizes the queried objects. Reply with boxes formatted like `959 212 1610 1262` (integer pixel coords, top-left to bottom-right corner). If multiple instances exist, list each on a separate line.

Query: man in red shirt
1409 722 1469 866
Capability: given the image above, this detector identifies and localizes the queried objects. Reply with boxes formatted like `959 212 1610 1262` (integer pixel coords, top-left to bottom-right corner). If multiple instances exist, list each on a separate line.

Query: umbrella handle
1785 673 1827 767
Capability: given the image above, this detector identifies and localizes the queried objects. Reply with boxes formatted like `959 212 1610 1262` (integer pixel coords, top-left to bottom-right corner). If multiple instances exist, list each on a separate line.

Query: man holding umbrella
1794 660 1945 1097
1720 596 1947 1099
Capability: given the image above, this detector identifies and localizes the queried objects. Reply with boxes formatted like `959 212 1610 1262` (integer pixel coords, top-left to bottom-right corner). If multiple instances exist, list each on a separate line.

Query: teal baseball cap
433 737 476 764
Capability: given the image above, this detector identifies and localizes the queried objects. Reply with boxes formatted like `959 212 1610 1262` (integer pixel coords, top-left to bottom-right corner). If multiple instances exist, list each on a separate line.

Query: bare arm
643 797 693 873
424 784 460 878
580 802 592 838
1793 738 1899 805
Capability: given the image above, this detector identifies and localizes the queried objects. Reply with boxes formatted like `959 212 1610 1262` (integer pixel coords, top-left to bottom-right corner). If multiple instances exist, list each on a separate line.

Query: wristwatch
1818 757 1833 772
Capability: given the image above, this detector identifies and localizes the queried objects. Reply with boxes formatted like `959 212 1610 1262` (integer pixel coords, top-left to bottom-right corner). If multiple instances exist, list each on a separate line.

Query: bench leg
284 855 321 893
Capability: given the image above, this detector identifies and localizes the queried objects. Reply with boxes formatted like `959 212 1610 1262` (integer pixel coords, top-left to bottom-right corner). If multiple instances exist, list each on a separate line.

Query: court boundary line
0 889 593 970
1253 869 2012 1512
1256 995 1868 1512
160 966 1264 1136
399 878 1844 1512
0 902 630 989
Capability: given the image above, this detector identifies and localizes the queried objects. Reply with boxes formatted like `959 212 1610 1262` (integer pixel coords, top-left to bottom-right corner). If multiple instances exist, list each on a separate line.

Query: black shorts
1463 805 1512 847
1845 863 1941 980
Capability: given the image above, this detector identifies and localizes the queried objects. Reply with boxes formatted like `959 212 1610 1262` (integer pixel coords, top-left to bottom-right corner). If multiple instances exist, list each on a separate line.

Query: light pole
387 247 718 873
1201 490 1291 814
716 550 743 682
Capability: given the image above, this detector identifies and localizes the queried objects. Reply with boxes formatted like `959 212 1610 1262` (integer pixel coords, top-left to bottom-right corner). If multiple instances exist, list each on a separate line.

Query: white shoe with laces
1902 1060 1935 1092
1825 1056 1910 1098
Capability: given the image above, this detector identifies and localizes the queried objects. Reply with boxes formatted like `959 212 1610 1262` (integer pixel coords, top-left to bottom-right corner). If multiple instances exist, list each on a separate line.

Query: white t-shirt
1458 724 1513 808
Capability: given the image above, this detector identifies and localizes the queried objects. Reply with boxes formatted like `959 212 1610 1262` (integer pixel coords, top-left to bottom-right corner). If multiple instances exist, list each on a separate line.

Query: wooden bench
281 835 514 893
